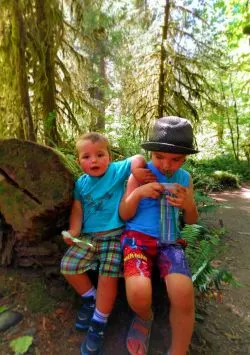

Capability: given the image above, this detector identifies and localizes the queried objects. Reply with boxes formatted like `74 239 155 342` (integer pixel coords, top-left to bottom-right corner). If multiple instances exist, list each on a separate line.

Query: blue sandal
126 315 153 355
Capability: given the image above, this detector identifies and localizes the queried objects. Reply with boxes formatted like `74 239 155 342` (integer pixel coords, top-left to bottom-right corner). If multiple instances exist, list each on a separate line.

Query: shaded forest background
0 0 249 163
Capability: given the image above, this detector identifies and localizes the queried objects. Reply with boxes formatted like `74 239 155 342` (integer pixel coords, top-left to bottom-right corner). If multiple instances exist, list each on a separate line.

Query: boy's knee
129 287 146 302
166 275 194 310
126 277 151 307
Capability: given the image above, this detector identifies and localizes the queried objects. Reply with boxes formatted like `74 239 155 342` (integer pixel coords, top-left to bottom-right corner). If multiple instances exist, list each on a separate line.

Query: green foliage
9 336 33 355
181 224 237 292
56 149 82 179
25 280 56 313
194 191 218 214
243 24 250 35
44 112 56 131
184 155 249 192
212 170 240 189
0 0 249 161
116 131 142 157
0 305 8 314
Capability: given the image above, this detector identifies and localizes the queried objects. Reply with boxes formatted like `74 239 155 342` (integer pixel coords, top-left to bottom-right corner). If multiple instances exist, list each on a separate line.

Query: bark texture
0 139 76 265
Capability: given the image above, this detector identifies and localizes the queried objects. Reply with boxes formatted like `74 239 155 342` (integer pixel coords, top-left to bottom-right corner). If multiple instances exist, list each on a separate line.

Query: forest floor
0 183 250 355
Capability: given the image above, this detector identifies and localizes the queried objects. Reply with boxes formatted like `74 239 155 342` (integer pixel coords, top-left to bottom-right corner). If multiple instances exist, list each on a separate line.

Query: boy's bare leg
165 273 194 355
126 276 152 320
125 276 152 355
96 275 119 314
63 273 93 295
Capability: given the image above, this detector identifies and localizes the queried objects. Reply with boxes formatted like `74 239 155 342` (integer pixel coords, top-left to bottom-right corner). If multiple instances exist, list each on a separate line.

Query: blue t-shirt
74 158 131 233
126 162 190 241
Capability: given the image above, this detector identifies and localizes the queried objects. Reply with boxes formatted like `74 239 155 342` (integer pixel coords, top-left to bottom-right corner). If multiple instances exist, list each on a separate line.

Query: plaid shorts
61 230 123 278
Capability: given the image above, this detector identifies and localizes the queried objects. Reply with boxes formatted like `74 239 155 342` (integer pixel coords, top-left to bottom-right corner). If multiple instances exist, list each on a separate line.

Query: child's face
151 151 186 177
77 139 111 177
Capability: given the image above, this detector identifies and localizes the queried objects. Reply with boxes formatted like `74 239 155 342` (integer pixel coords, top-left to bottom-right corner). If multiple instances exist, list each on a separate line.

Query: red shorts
121 230 191 279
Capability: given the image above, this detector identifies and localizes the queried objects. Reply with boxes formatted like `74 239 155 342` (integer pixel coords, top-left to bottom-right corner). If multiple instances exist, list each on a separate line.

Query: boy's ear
76 157 80 165
109 154 112 162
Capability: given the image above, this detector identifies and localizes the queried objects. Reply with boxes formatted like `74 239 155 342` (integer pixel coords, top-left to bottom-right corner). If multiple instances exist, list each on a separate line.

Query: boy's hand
62 231 76 246
62 231 94 248
63 237 76 246
166 183 195 210
136 182 164 199
132 168 157 184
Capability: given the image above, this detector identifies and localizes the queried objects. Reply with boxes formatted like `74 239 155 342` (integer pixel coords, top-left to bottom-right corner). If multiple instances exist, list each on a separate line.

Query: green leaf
9 336 33 354
0 305 8 314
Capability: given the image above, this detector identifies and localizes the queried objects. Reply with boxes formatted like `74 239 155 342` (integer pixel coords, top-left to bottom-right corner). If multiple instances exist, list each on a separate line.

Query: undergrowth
24 279 57 313
181 222 240 294
184 154 249 192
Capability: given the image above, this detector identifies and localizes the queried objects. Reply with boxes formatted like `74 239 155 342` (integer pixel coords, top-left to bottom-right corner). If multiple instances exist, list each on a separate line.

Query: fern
181 224 237 292
194 191 218 214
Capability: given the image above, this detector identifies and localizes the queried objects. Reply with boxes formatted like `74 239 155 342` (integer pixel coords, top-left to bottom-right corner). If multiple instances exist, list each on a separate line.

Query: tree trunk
12 0 36 142
89 32 107 131
35 0 60 147
229 75 240 161
158 0 170 119
0 139 77 266
220 80 238 161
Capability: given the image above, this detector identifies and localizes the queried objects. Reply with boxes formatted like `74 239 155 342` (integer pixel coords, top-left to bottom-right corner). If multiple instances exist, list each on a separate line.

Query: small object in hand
161 183 175 196
61 231 93 248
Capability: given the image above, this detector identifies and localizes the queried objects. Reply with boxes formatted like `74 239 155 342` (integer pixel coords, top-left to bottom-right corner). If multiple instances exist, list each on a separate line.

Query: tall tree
158 0 170 118
12 0 36 141
34 0 61 146
114 0 222 143
203 0 250 159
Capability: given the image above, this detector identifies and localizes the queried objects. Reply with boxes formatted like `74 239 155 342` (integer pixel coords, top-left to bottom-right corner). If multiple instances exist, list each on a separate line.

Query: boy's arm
119 175 164 221
130 155 156 184
182 179 198 224
119 175 141 220
68 199 83 237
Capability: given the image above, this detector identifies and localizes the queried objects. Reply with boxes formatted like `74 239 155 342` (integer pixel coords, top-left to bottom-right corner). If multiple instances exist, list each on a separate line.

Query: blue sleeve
179 169 190 187
73 180 80 200
73 175 85 200
112 158 132 181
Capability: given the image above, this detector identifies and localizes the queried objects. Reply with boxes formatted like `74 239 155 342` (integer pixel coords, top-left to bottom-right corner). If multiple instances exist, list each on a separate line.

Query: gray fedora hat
141 116 199 154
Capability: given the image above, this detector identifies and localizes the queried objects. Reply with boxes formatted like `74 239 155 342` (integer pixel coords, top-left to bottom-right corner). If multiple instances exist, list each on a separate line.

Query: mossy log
0 139 77 266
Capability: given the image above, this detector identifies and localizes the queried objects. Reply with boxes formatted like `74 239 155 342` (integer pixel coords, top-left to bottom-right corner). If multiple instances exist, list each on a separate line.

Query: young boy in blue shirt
119 116 199 355
60 132 155 355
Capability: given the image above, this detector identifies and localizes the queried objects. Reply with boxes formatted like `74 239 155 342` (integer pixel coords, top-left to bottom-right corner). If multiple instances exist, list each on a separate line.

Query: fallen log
0 139 77 266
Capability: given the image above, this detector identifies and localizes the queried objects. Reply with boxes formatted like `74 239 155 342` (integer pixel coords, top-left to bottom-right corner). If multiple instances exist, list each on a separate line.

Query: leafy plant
194 191 218 214
243 24 250 34
0 305 8 314
9 336 33 355
25 280 56 313
212 170 240 189
184 154 250 192
181 224 238 292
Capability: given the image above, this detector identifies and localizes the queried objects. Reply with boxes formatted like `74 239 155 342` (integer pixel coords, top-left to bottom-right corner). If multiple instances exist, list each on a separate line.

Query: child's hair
76 132 111 156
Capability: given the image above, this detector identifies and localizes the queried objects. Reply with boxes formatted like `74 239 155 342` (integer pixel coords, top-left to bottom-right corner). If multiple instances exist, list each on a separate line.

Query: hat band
144 141 195 151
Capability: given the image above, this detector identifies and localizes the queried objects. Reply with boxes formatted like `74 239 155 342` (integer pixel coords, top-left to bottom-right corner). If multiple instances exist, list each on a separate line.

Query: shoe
80 319 106 355
76 296 95 330
126 314 153 355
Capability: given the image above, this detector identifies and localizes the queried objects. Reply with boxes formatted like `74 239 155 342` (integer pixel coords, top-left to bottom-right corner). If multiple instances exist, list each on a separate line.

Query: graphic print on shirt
83 191 114 224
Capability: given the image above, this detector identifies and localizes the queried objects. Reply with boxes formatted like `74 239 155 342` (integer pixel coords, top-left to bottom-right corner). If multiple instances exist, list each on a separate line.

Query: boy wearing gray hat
119 116 199 355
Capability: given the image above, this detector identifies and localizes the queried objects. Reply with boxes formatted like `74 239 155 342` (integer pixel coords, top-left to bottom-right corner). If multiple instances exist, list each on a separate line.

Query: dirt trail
193 183 250 354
